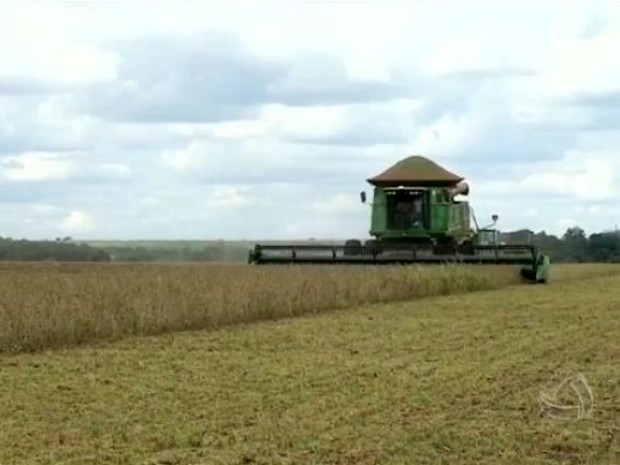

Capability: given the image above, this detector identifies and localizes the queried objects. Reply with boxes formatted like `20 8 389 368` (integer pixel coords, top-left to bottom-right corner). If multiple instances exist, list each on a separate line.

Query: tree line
501 226 620 263
0 226 617 262
0 237 249 262
0 237 111 261
102 241 249 262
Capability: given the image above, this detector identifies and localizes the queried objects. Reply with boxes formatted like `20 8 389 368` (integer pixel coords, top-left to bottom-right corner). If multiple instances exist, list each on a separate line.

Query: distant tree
562 226 589 262
588 232 620 262
0 238 110 262
532 231 565 261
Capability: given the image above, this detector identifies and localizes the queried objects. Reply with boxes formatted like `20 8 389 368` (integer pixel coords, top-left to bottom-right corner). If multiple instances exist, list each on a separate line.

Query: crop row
1 262 618 353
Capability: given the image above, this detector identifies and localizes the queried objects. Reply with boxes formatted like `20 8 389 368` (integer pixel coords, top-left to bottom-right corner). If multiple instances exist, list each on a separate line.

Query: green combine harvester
248 155 550 283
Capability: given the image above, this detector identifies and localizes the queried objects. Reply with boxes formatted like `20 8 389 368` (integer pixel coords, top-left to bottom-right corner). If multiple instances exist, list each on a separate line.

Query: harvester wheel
457 240 476 255
520 267 546 283
363 239 381 256
432 240 472 255
344 239 363 256
520 268 535 281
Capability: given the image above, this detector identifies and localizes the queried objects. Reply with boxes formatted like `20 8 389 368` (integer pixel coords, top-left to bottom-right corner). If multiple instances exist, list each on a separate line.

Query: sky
1 0 620 240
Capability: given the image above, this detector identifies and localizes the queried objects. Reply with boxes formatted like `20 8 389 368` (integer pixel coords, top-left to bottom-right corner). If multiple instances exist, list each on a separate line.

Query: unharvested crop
0 262 517 353
0 262 618 354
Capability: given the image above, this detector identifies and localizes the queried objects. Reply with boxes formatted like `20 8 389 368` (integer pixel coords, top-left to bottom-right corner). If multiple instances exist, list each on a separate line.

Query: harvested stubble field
1 262 620 464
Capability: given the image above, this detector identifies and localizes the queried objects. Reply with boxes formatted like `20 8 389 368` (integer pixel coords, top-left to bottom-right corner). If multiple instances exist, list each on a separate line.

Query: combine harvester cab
248 155 550 284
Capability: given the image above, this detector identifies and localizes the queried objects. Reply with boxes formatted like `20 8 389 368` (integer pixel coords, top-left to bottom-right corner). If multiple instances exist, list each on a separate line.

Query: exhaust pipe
449 181 469 198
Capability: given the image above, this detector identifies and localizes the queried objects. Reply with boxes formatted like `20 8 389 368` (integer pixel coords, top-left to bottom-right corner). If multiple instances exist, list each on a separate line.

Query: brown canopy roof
367 155 464 186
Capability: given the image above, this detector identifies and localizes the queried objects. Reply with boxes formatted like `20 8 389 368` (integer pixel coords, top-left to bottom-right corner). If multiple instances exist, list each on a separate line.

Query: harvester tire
344 239 363 256
363 239 381 256
457 240 476 255
520 268 534 280
520 267 545 283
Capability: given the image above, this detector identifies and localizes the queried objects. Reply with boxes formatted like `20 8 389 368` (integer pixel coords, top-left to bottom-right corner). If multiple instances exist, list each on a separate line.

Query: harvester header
248 154 550 283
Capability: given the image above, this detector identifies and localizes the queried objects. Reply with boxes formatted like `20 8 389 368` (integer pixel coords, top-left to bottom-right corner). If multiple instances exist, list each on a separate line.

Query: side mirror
360 191 366 203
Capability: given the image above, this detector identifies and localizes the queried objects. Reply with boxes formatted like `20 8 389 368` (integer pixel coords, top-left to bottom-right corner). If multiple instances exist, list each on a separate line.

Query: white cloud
0 1 617 240
0 2 121 86
409 114 479 157
261 104 350 140
99 163 132 177
0 36 120 87
519 151 617 201
0 152 74 182
207 185 251 209
309 193 360 216
542 20 620 97
474 149 619 200
60 211 94 233
160 142 209 172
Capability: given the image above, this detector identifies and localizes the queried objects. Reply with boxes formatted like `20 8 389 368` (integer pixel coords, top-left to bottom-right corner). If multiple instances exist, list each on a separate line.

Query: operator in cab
395 195 423 228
